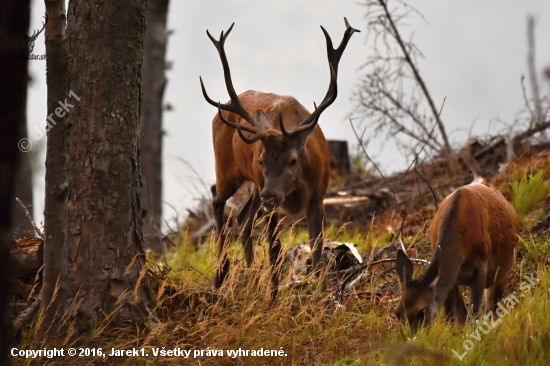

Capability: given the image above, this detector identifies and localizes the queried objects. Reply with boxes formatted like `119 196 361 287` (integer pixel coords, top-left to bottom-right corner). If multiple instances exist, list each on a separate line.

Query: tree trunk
35 0 70 343
140 0 170 253
0 0 30 360
47 0 151 337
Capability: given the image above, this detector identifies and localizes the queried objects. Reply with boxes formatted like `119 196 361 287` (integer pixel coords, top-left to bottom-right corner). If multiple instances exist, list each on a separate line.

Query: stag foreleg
212 184 231 288
266 211 282 299
237 188 261 268
306 199 325 276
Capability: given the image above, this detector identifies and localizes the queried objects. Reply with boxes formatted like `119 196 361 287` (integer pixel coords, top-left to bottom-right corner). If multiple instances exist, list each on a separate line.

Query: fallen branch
323 196 370 205
339 256 430 294
12 298 40 335
15 198 43 238
11 238 43 277
513 120 550 142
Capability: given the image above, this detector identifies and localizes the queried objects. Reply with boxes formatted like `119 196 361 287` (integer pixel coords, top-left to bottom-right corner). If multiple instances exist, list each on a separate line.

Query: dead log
10 238 43 277
12 298 40 335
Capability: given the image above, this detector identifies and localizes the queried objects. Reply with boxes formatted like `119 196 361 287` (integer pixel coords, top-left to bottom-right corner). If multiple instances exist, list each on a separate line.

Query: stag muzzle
260 190 283 210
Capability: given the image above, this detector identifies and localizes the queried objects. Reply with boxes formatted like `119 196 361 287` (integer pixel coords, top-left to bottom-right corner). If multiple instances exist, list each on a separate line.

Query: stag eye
258 160 263 166
289 158 297 167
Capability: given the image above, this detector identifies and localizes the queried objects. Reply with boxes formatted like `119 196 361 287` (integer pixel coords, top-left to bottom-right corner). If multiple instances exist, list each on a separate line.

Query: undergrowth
511 167 550 218
16 222 550 365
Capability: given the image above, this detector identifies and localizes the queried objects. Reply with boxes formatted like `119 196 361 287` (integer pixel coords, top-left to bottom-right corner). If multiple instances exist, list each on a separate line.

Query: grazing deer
394 183 519 333
200 19 359 292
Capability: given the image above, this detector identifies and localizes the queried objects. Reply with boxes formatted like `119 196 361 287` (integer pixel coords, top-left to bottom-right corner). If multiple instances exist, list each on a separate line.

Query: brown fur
395 183 519 332
213 91 330 206
203 19 359 296
211 91 331 292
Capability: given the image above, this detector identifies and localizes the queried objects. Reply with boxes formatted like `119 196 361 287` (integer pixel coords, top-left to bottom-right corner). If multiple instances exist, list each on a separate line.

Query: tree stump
327 140 351 177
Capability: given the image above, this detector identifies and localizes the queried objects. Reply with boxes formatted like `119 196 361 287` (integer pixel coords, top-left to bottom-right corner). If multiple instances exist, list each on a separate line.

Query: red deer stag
200 19 359 293
394 183 519 333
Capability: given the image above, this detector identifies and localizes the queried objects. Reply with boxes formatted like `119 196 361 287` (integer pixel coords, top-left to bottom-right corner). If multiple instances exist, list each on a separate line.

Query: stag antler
29 14 48 41
200 23 259 131
280 17 360 138
16 14 48 41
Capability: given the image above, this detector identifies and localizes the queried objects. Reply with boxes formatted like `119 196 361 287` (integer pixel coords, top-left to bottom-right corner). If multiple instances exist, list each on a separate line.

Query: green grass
511 167 550 218
163 221 392 287
139 221 550 366
17 203 550 365
360 267 550 366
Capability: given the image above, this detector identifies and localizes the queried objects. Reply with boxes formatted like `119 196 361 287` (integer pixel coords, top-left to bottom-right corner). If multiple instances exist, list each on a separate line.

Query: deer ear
256 109 274 131
396 249 413 286
419 245 441 288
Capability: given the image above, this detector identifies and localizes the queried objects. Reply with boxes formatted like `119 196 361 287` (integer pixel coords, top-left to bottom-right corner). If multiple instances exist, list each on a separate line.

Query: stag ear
396 249 413 287
255 109 275 131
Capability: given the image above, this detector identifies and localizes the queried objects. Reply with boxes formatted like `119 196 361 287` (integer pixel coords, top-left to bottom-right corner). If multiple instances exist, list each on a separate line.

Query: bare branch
526 15 544 126
15 198 43 238
377 0 450 154
395 97 446 193
349 117 397 204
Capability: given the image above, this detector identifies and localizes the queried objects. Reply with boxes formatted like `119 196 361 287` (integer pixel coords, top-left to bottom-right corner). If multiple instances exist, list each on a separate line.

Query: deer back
429 183 519 286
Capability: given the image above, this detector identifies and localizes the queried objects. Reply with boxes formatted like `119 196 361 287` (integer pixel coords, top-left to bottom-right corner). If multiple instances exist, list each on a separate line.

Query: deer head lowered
394 183 519 333
200 19 359 296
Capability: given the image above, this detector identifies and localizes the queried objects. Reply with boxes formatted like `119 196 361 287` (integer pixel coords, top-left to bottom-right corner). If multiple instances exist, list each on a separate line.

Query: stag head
14 14 48 54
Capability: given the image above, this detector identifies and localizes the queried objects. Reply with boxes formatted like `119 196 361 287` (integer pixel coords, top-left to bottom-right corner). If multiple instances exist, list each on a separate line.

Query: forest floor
12 145 550 365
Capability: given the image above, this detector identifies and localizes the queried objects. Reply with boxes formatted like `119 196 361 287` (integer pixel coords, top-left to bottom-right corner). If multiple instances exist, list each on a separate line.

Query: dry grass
14 219 550 365
13 155 550 365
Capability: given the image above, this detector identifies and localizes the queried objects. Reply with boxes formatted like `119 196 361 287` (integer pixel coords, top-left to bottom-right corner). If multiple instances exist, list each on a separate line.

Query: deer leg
266 211 281 299
212 184 234 289
434 245 463 311
488 280 506 312
306 199 325 276
444 284 467 325
469 261 488 318
237 188 261 268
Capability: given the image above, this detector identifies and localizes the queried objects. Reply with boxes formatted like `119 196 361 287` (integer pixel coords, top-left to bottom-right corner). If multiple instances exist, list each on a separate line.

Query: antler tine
30 14 48 41
287 17 359 136
323 17 360 73
236 124 262 144
281 102 320 137
201 23 257 128
217 105 258 134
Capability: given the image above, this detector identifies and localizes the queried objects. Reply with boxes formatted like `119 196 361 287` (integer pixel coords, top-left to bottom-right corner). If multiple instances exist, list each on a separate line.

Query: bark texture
140 0 170 252
61 0 151 335
0 0 30 360
35 0 70 342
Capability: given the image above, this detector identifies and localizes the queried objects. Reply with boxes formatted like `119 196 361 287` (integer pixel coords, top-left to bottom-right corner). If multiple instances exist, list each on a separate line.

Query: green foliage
511 167 550 217
19 222 550 365
519 235 550 265
353 154 367 175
